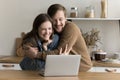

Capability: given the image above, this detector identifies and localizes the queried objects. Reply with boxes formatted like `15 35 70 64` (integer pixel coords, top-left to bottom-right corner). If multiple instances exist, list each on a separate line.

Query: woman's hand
42 39 52 51
59 44 72 55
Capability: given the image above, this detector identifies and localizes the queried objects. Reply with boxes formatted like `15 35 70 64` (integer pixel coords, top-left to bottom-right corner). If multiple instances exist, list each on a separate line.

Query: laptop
39 55 81 77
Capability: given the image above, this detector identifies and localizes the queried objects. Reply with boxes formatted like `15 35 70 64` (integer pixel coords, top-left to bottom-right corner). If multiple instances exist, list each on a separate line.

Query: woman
20 13 59 70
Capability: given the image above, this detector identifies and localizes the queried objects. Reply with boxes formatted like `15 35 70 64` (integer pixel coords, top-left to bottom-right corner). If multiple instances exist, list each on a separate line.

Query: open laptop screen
44 55 81 77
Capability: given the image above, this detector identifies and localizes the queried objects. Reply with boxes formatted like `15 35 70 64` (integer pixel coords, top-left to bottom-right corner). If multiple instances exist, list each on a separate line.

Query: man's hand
24 46 38 59
59 44 72 55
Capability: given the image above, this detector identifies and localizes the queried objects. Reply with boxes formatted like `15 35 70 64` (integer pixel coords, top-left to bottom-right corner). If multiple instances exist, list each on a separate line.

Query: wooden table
0 70 120 80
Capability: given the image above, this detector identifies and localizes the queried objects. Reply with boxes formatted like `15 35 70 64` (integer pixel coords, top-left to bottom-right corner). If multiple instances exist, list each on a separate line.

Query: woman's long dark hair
22 13 54 46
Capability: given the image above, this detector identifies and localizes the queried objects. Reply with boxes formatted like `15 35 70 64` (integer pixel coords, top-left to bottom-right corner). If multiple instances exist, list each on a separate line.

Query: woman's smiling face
38 21 53 41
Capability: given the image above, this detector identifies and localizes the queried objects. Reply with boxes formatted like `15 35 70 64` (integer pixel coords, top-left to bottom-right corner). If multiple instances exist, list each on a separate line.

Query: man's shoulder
65 21 75 26
65 21 79 29
65 21 80 31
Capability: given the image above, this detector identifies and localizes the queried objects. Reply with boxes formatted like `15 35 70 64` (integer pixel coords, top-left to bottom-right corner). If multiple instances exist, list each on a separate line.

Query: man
20 4 92 72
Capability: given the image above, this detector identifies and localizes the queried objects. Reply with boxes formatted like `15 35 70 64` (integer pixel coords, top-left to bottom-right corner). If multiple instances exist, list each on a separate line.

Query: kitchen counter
0 56 120 67
0 56 23 63
0 70 120 80
92 60 120 67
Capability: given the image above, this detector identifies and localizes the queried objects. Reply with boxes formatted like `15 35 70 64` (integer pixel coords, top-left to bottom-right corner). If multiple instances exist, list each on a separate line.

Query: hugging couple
17 4 92 72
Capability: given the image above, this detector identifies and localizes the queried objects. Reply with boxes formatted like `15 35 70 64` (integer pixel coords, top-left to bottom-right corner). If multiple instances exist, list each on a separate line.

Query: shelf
67 18 120 21
67 17 120 36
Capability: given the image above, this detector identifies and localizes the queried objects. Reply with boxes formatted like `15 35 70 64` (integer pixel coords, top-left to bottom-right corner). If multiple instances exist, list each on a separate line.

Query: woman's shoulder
47 34 59 50
53 34 59 41
22 32 37 46
54 34 59 37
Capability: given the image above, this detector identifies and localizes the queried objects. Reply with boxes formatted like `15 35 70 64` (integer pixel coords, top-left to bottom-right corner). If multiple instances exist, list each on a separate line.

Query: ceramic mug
94 51 107 61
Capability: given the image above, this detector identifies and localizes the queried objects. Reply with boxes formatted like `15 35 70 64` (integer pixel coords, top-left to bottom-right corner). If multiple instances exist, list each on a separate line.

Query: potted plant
82 28 102 59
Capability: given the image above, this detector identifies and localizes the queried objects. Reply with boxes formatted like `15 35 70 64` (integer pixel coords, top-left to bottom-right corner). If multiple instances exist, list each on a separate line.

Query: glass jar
85 5 95 18
70 7 78 18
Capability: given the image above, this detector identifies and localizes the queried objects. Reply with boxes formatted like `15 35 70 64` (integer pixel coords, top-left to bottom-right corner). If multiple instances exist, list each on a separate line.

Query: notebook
39 55 81 77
